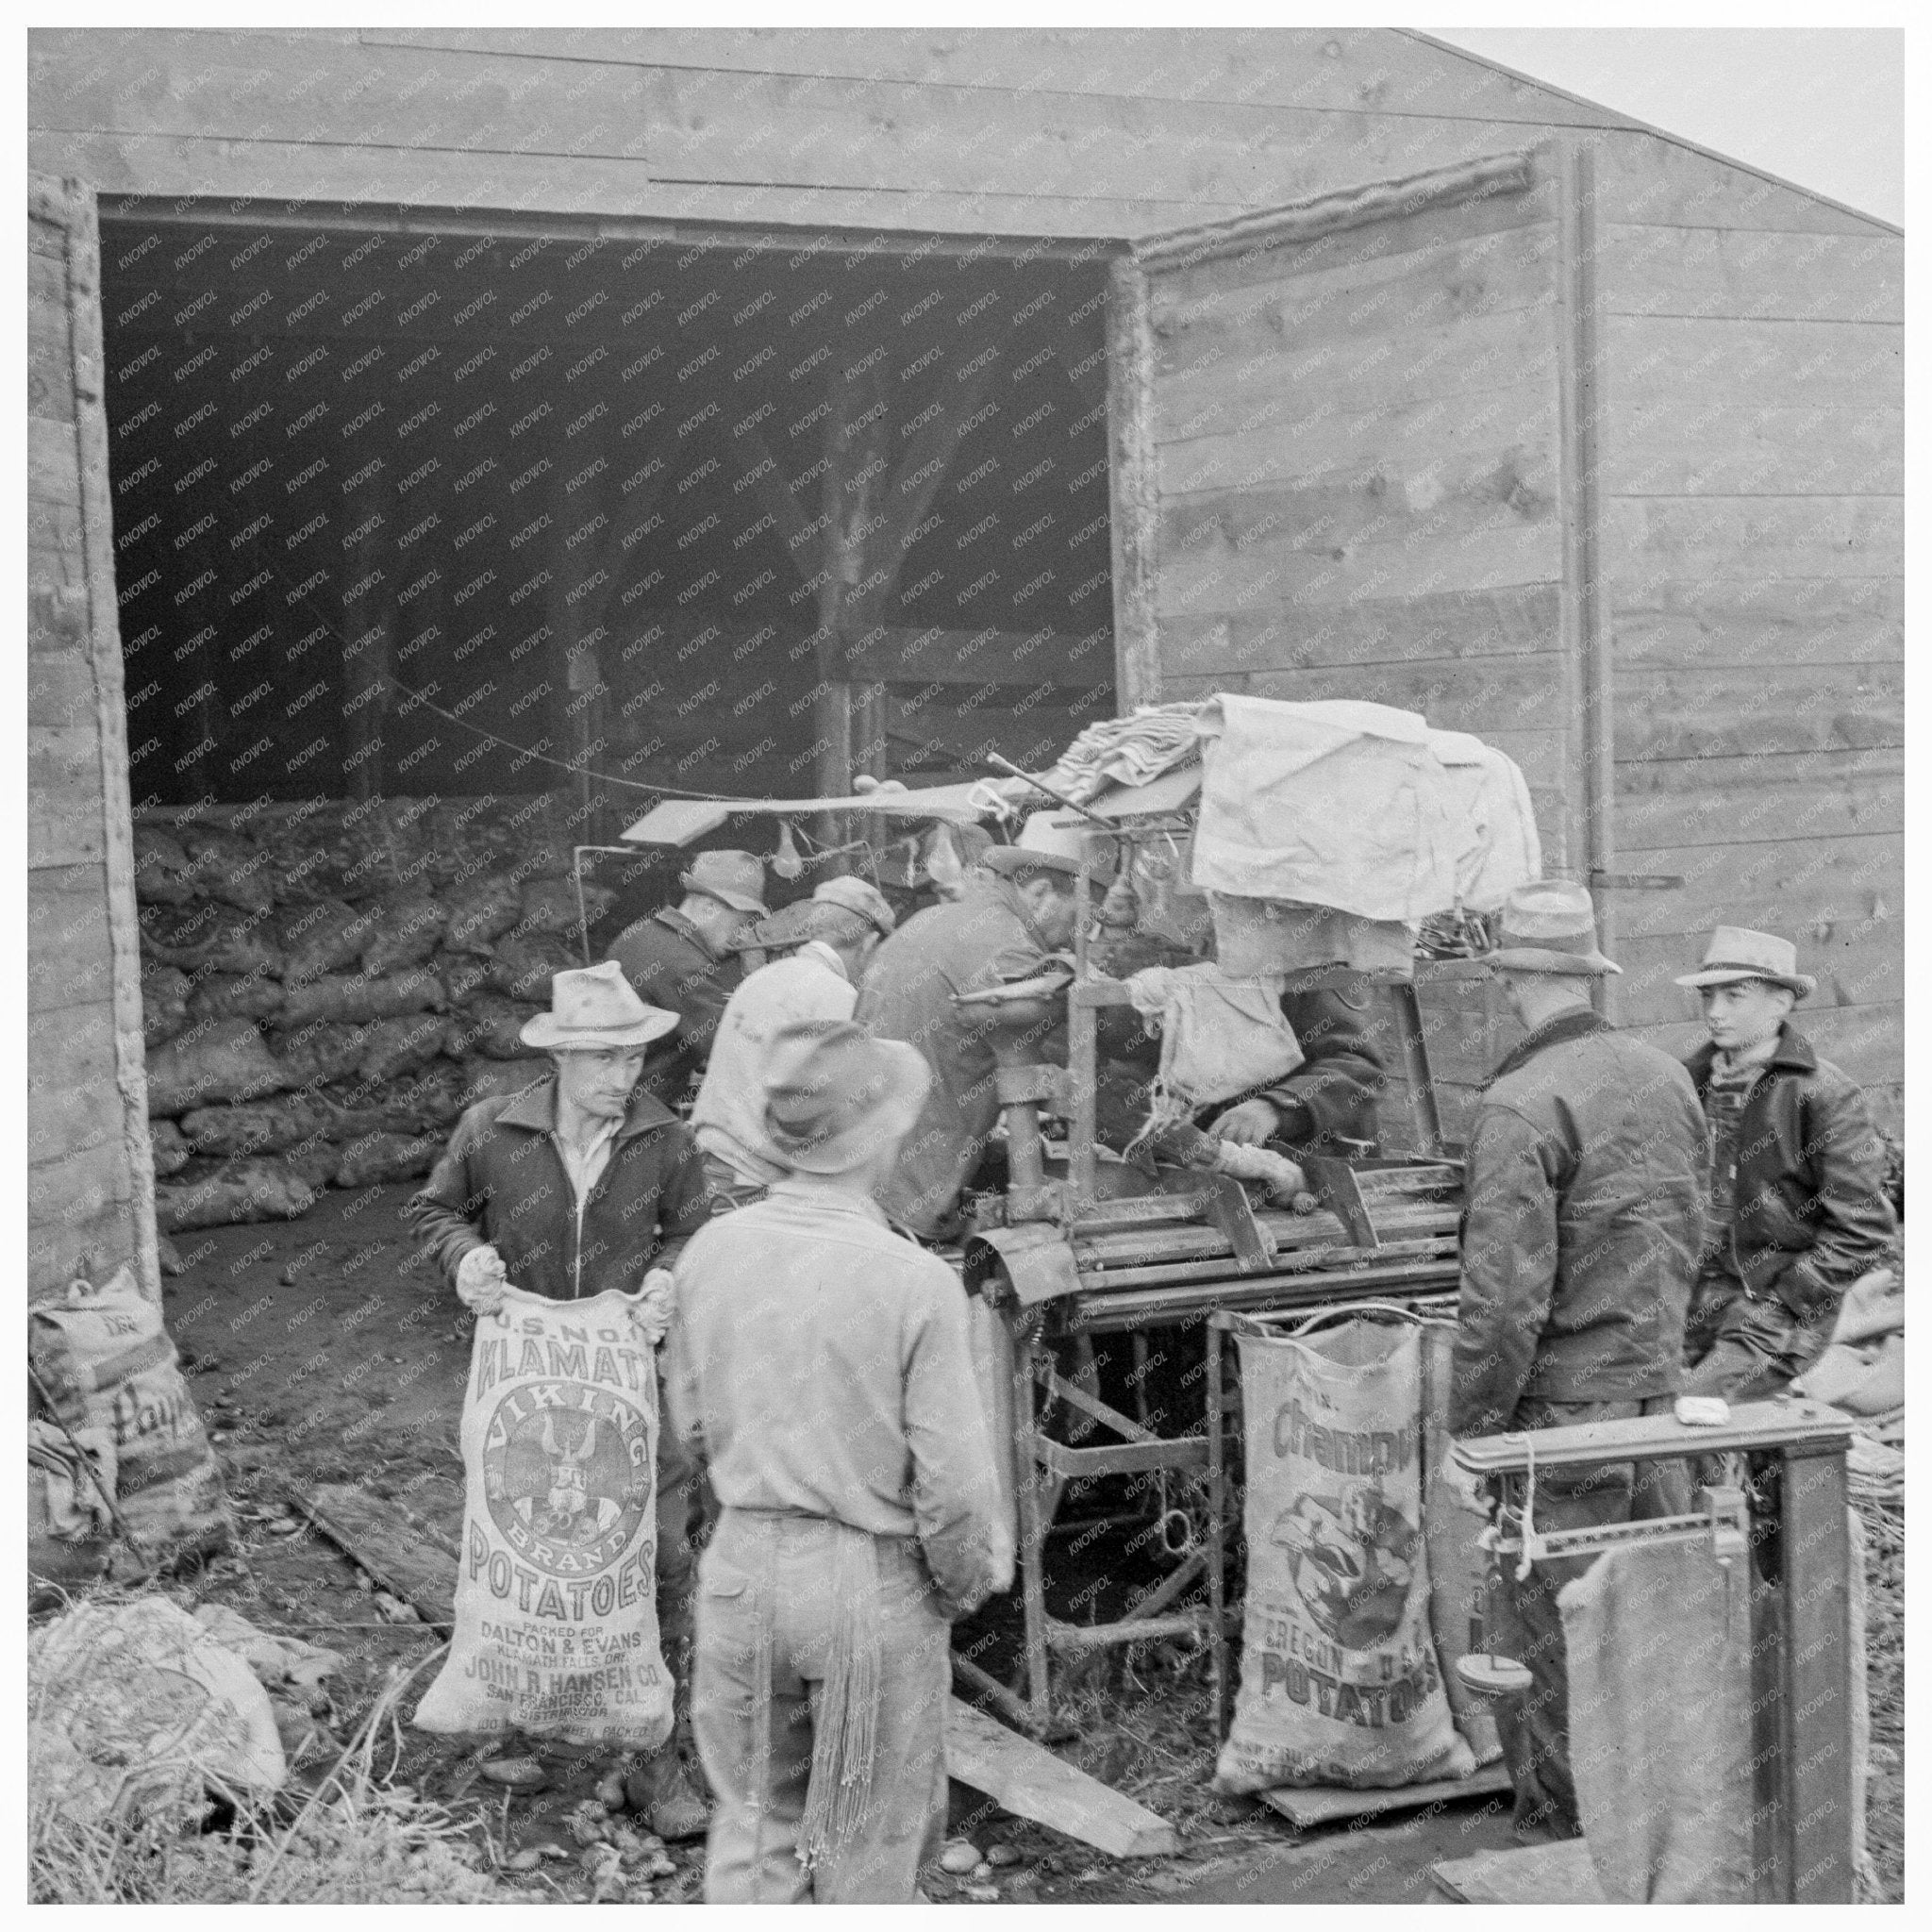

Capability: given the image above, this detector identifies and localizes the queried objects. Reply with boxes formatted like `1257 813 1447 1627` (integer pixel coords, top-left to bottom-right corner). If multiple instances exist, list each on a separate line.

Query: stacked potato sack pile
134 794 618 1232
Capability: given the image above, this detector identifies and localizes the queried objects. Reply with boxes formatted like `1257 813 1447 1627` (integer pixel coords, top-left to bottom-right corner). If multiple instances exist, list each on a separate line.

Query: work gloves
455 1243 509 1316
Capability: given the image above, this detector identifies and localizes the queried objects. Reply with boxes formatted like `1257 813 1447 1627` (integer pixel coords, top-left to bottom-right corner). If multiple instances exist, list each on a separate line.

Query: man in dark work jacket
1449 882 1706 1844
608 849 767 1108
1200 977 1385 1153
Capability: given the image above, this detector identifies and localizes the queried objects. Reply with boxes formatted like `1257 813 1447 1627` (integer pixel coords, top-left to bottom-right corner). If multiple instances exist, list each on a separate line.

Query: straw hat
679 849 767 914
1674 926 1814 1000
762 1021 932 1175
1485 880 1622 977
520 960 679 1051
982 811 1116 885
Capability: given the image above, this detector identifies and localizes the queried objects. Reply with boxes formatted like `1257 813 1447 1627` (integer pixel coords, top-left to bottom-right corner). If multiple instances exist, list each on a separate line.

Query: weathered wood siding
29 27 1646 240
1591 129 1902 1127
28 175 161 1302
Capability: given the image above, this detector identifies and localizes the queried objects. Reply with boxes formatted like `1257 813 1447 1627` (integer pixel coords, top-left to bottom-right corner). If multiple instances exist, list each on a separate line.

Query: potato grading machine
952 816 1478 1733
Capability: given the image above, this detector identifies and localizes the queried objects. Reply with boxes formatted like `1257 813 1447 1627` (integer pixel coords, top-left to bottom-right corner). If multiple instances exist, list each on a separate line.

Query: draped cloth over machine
1189 694 1541 924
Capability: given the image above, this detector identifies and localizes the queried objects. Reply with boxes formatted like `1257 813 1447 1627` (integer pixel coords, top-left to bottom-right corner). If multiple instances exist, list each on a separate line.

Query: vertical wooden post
341 474 393 803
1107 254 1160 713
1206 1315 1231 1741
1557 136 1614 1017
1009 1315 1056 1733
1780 1444 1855 1902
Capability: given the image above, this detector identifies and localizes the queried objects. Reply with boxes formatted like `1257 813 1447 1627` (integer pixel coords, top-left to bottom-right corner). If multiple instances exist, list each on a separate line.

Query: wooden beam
1107 254 1160 709
1558 136 1612 1015
943 1696 1177 1859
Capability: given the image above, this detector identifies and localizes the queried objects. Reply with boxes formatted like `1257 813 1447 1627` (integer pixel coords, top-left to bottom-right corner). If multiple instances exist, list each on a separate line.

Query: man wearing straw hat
406 961 720 1837
1450 882 1707 1843
665 1020 1012 1901
608 848 769 1108
1674 927 1896 1401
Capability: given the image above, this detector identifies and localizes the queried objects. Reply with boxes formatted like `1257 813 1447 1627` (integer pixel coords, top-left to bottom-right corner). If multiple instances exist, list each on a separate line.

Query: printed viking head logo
1269 1476 1418 1651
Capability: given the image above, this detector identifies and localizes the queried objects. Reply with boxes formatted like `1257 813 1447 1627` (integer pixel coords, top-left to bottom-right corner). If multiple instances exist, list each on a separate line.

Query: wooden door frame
32 172 163 1301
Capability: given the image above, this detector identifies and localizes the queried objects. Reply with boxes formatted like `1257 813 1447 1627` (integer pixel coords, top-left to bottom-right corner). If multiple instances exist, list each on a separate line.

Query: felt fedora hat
1674 926 1815 999
1486 880 1622 977
520 959 679 1051
762 1020 932 1175
982 811 1116 885
679 848 768 914
754 874 899 948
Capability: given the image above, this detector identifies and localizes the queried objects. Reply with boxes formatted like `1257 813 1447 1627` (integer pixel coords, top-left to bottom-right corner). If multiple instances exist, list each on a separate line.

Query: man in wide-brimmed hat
664 1021 1012 1901
690 875 898 1205
1674 927 1895 1401
608 849 769 1108
855 811 1114 1237
1450 882 1707 1844
406 960 720 1838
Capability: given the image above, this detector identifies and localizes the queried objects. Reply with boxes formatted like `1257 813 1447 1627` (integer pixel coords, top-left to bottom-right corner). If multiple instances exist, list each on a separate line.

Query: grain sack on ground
358 1012 455 1084
142 962 192 1047
132 825 197 906
187 969 286 1028
363 1062 471 1134
362 893 451 975
279 1140 346 1191
267 1019 369 1087
435 949 496 1006
149 1119 191 1177
489 932 579 1002
278 899 380 984
142 902 284 978
147 1019 293 1117
1215 1310 1474 1793
179 1091 345 1158
334 1130 443 1189
157 1161 318 1232
443 873 524 953
414 1285 674 1750
177 825 276 914
278 967 443 1028
516 875 616 938
28 1263 232 1556
446 993 543 1060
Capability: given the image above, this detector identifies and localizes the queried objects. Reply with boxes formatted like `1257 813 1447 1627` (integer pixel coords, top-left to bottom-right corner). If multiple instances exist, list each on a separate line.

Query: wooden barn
28 27 1902 1300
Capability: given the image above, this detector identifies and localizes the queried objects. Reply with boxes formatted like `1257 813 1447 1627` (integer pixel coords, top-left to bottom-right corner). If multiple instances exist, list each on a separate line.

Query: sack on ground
413 1283 674 1750
28 1265 231 1555
28 1419 118 1593
278 966 443 1028
157 1161 317 1232
334 1130 441 1190
29 1597 284 1827
1418 1320 1503 1766
1214 1312 1474 1792
146 1018 293 1118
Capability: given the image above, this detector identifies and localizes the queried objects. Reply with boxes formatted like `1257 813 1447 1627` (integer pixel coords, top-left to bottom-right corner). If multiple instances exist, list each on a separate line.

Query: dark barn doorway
100 209 1121 883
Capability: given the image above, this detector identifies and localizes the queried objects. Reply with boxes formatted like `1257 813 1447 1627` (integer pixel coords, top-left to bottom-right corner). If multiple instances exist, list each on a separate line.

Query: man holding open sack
406 960 720 1836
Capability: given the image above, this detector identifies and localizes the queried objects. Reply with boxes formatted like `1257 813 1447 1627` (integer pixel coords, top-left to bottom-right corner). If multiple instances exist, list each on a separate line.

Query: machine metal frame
960 817 1474 1732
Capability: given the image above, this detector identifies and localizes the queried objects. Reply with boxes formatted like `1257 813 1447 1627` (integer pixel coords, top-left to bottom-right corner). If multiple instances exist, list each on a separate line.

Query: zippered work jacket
406 1077 718 1301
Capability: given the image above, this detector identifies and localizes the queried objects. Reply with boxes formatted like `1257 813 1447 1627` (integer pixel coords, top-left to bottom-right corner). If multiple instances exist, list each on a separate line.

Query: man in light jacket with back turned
666 1020 1012 1902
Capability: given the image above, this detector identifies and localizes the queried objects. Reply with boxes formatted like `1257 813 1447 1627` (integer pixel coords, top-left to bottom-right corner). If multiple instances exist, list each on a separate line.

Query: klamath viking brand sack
1214 1307 1474 1792
413 1283 674 1750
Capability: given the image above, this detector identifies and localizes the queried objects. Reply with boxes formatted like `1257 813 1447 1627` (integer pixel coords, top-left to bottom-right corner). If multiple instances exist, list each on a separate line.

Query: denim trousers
692 1507 952 1903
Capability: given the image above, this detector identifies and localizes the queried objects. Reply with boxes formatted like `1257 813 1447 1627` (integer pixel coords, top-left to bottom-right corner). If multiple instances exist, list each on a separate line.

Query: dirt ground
147 1182 1896 1904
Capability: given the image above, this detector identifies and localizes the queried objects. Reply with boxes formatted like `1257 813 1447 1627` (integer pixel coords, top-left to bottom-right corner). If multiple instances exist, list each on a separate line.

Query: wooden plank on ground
1260 1759 1512 1828
1431 1836 1606 1904
944 1694 1178 1858
296 1481 459 1628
